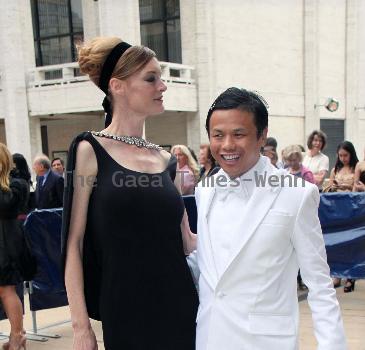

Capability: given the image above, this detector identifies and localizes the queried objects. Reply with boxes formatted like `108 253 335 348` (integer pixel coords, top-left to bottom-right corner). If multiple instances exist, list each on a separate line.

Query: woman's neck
104 108 146 138
290 165 301 172
310 149 320 157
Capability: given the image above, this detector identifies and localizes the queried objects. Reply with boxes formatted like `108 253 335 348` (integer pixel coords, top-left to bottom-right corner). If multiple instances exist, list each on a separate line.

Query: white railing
28 61 195 88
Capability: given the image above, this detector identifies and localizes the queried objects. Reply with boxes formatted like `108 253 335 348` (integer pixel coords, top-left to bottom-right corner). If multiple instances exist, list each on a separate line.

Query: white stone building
0 0 364 169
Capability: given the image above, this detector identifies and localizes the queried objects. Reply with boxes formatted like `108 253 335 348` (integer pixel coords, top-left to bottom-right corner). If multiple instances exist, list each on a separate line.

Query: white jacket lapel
218 163 283 280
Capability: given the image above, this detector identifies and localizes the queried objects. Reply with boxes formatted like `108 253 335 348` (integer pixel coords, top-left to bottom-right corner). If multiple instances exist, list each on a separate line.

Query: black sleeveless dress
63 132 198 350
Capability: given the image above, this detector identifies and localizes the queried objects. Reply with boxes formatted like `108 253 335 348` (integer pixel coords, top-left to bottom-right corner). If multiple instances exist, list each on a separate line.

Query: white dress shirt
207 156 266 277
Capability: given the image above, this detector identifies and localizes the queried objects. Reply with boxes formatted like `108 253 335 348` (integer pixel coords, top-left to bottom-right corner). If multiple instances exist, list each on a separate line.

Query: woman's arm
314 170 328 186
352 163 365 191
174 169 197 255
64 141 98 350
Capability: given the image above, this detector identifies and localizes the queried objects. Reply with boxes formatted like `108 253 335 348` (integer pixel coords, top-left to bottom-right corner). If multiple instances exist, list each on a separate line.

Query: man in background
33 155 64 209
51 157 65 177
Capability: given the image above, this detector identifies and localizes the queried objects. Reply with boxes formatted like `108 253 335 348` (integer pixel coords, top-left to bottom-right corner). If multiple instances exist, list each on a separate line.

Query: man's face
33 161 44 176
52 160 64 175
209 109 267 179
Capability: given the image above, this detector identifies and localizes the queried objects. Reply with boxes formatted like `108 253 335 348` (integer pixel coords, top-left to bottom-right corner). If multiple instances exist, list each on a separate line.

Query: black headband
98 41 132 127
98 41 132 94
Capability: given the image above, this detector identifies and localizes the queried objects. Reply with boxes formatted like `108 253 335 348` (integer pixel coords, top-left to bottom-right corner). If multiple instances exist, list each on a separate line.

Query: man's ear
260 127 268 146
109 78 126 96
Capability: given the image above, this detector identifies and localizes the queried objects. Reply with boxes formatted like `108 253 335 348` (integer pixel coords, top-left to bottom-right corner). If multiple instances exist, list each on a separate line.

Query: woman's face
173 148 188 168
286 154 301 170
338 148 350 166
121 57 167 116
311 135 323 152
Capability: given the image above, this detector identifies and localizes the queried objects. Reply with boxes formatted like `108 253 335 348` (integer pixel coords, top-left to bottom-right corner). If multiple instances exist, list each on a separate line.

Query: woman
353 147 365 192
283 145 315 183
11 153 32 217
171 144 199 195
328 141 358 293
198 143 219 181
62 37 198 350
0 144 34 350
327 141 358 192
303 130 329 190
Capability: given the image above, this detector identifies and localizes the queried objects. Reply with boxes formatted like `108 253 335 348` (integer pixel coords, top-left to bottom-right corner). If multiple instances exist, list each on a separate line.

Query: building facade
0 0 364 169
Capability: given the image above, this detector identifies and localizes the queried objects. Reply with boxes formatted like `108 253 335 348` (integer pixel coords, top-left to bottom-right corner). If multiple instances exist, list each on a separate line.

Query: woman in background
11 153 32 217
303 130 329 190
327 141 358 193
0 144 34 350
198 143 219 181
328 141 359 292
283 145 315 184
171 144 200 195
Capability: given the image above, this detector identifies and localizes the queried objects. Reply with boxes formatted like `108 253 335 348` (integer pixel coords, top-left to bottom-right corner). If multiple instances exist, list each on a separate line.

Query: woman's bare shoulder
75 140 97 175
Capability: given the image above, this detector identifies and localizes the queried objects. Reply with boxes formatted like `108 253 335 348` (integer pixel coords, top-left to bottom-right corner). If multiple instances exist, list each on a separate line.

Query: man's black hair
205 87 268 139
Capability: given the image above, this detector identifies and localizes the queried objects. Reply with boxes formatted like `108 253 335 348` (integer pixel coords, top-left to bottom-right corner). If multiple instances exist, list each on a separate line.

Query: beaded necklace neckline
90 131 162 151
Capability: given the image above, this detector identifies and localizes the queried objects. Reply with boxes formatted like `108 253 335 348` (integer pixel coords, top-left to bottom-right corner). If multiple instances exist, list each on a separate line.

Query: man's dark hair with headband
205 87 269 139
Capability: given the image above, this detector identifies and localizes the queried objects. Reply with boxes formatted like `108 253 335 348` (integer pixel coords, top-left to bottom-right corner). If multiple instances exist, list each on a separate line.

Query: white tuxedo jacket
194 160 347 350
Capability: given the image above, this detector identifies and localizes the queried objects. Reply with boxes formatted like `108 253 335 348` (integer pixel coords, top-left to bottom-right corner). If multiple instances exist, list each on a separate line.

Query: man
51 157 65 177
194 88 346 350
33 155 64 209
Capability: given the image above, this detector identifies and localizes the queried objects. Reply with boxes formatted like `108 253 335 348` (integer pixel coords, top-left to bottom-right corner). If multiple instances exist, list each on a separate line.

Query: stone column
82 0 100 40
98 0 141 44
0 0 35 163
193 0 216 145
345 0 361 152
303 0 320 139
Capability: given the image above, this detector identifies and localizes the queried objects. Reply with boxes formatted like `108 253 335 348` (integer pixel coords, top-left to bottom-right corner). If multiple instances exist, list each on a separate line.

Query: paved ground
1 280 364 349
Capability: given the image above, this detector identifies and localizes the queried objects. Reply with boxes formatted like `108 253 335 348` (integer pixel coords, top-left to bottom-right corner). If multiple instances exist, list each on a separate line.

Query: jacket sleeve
0 180 23 212
291 184 347 350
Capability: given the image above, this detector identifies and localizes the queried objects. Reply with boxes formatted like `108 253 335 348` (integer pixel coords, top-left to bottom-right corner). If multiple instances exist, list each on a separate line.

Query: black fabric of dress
62 132 198 350
0 178 36 285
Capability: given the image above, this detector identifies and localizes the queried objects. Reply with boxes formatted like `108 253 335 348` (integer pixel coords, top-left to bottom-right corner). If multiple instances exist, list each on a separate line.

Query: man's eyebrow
233 128 246 132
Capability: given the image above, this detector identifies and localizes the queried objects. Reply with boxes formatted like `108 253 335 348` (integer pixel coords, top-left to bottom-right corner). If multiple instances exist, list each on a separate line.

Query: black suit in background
35 171 64 209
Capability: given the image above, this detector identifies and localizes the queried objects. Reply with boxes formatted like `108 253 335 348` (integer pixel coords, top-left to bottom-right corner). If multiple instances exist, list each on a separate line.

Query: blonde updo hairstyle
77 37 156 105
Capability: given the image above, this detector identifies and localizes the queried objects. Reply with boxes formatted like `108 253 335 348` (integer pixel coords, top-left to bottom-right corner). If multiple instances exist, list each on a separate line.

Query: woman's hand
354 181 365 192
73 327 98 350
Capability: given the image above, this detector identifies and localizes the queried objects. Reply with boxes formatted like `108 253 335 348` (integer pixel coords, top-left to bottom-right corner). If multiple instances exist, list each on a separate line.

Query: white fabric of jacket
194 159 347 350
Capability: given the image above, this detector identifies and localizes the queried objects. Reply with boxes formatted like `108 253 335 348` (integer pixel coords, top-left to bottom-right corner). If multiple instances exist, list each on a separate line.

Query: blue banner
24 209 68 311
319 192 365 279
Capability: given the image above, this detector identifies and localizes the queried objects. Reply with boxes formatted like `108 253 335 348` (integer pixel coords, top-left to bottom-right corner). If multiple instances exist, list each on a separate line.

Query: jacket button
217 291 226 298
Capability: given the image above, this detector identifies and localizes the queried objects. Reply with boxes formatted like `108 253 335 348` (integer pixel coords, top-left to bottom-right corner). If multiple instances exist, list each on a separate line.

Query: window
31 0 83 67
139 0 182 63
320 119 345 171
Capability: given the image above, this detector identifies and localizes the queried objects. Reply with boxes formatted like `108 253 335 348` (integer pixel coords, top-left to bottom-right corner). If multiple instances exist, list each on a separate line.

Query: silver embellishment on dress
89 131 162 151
